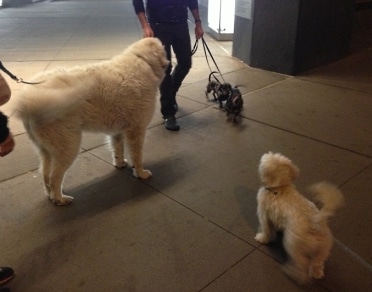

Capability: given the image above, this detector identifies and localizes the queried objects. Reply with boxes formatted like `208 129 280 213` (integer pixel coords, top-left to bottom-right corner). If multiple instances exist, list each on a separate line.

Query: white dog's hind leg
282 238 312 285
39 148 52 196
283 255 311 284
48 166 73 206
310 246 331 279
111 133 128 168
125 127 152 179
47 130 81 206
48 156 76 206
282 234 312 284
310 260 325 279
283 261 310 284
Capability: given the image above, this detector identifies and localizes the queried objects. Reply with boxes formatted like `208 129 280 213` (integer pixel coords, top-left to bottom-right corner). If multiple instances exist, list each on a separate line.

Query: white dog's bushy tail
308 182 344 218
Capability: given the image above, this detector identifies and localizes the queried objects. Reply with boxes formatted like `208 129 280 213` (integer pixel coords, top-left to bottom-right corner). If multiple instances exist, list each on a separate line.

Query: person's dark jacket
133 0 199 24
0 111 10 143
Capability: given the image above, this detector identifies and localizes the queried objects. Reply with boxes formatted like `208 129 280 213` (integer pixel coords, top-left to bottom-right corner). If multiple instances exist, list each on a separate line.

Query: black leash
208 70 222 84
192 37 226 84
0 61 44 85
191 39 199 56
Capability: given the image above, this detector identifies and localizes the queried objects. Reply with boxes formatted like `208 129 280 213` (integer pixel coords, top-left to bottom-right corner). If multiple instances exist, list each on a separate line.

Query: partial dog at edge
15 38 169 206
255 152 344 284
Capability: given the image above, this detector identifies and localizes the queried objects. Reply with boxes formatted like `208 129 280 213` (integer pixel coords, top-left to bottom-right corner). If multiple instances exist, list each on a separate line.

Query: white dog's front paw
50 195 74 206
115 158 128 169
255 233 270 244
132 168 152 179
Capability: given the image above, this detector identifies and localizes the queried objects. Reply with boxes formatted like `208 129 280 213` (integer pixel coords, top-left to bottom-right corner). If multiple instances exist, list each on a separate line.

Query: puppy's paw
115 158 128 169
50 195 73 206
255 233 270 244
311 268 324 279
132 168 152 179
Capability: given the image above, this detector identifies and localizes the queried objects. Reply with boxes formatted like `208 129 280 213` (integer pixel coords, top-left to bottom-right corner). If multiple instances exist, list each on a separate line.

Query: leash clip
0 61 45 85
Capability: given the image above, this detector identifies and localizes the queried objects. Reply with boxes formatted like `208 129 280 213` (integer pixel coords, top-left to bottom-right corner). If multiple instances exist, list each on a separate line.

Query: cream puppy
255 152 344 284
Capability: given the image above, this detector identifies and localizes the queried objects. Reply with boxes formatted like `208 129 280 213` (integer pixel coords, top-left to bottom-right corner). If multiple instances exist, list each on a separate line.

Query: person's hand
195 23 204 39
142 24 154 38
0 133 15 157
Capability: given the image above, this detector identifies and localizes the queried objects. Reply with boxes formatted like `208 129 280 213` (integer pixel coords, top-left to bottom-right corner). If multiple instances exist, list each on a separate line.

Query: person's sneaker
164 116 180 131
0 267 14 286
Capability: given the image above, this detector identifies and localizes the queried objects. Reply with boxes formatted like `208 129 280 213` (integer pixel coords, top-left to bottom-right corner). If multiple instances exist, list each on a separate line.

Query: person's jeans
151 21 192 118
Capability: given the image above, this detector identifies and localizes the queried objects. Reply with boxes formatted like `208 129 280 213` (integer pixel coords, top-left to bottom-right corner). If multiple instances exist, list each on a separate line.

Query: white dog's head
129 37 169 75
259 152 299 187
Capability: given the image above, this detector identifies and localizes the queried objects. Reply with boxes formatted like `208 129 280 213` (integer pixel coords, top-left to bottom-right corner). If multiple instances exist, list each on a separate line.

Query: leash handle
202 38 225 83
199 38 226 83
191 39 199 56
0 61 44 85
191 38 226 83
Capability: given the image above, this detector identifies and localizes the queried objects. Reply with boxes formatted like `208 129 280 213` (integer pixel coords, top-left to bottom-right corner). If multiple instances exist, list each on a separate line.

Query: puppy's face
259 152 299 187
230 88 242 106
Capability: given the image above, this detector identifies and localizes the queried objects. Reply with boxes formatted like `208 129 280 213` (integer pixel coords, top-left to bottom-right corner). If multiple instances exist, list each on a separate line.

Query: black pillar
232 0 354 75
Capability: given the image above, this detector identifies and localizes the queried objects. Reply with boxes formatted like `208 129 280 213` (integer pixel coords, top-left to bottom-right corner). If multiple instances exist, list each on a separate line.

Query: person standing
132 0 204 131
0 73 15 289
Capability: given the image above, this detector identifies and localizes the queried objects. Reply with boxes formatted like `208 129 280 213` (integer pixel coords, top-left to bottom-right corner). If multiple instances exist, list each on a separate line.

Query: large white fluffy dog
255 152 344 284
16 38 169 206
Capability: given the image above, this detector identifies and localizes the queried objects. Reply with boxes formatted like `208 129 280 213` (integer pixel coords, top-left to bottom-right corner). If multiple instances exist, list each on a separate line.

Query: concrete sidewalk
0 0 371 291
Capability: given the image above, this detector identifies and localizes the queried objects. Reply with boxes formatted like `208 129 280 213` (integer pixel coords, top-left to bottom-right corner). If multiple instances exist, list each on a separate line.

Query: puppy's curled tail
308 182 344 218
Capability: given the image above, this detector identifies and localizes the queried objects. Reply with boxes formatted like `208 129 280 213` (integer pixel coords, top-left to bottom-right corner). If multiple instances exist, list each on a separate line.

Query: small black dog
225 86 243 123
205 72 232 108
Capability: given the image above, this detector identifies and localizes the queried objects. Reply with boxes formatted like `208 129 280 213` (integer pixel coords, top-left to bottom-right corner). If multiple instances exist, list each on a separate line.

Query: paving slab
202 249 326 292
299 48 372 94
242 78 372 157
331 163 372 265
0 0 371 291
0 133 39 181
91 107 371 250
1 154 253 292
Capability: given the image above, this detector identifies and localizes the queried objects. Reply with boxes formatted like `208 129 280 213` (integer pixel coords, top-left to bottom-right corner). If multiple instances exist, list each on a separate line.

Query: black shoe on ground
164 116 180 131
0 267 14 286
